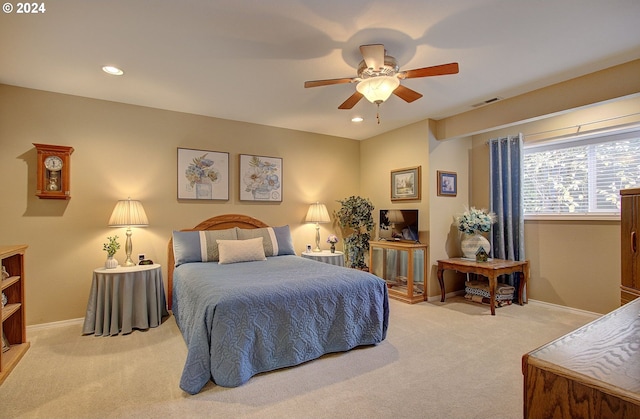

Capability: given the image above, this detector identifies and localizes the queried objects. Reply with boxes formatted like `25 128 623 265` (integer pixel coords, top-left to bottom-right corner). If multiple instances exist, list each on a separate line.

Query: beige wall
359 121 434 295
0 84 361 325
468 96 640 314
428 123 473 298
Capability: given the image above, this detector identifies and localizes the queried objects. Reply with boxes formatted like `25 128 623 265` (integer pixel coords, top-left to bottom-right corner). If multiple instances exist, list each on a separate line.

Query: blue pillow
172 228 238 266
236 225 295 256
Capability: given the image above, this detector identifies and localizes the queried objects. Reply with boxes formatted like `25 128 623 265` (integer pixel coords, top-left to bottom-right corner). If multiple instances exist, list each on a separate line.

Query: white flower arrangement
327 234 339 244
456 207 496 235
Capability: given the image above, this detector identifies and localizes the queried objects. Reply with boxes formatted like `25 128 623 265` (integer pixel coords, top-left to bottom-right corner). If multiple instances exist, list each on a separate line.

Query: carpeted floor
0 296 598 419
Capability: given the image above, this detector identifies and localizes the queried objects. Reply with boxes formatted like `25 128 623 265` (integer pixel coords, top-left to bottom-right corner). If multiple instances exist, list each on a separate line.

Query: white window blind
523 128 640 216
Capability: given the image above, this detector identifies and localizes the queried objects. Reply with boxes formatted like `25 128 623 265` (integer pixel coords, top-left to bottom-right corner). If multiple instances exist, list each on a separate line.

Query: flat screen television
379 209 419 242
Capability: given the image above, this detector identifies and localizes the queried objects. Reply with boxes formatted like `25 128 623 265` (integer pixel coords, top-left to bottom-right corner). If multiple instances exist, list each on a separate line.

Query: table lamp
108 197 149 266
305 202 330 252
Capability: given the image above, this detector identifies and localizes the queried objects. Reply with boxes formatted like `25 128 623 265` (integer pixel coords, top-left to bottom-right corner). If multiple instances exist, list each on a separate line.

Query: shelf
1 276 20 291
0 342 30 386
1 303 20 322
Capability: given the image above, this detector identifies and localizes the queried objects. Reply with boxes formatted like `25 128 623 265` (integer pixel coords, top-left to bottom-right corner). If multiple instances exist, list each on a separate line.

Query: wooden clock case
33 143 74 200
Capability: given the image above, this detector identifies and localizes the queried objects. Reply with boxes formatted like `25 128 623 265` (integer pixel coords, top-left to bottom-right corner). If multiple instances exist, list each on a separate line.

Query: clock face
44 156 63 171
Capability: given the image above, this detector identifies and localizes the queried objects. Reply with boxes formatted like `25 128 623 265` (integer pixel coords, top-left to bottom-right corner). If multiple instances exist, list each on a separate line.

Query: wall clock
33 143 74 199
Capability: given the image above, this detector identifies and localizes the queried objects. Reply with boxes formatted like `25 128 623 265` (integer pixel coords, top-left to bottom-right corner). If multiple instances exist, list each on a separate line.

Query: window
523 127 640 217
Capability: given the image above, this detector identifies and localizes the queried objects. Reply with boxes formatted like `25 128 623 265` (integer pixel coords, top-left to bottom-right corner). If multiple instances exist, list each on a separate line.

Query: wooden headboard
167 214 268 310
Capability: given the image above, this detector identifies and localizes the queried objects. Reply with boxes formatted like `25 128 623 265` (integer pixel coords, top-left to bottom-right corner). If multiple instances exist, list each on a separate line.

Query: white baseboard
27 317 84 332
527 299 601 318
427 292 601 318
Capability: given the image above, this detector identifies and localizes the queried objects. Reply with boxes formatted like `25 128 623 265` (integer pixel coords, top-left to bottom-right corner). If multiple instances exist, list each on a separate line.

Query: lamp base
313 224 321 252
124 227 136 267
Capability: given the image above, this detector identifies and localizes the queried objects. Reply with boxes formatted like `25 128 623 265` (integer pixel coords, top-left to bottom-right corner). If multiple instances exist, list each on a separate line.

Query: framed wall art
239 154 282 202
391 166 421 201
177 148 229 200
437 170 457 197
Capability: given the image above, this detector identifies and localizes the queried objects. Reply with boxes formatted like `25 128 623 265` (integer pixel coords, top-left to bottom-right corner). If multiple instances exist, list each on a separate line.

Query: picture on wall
177 148 229 200
391 166 421 201
437 170 457 197
239 154 282 202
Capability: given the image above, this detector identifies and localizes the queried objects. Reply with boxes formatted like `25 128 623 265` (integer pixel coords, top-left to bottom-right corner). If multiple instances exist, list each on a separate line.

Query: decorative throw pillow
236 225 295 256
172 228 238 266
217 238 267 264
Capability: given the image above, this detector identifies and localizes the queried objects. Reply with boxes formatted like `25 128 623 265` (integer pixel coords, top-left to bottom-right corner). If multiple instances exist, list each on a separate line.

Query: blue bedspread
172 255 389 394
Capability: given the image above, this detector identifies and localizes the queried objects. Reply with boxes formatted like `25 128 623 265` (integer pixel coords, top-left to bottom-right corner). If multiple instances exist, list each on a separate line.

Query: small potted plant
327 234 339 253
103 235 120 269
336 196 375 270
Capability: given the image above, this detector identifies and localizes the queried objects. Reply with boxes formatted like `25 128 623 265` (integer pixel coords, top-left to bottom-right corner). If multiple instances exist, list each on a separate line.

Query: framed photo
239 154 282 202
437 170 457 197
177 148 229 200
391 166 421 201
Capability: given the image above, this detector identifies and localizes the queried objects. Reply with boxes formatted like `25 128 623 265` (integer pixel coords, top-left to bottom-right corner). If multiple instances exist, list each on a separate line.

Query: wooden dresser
621 188 640 304
522 298 640 419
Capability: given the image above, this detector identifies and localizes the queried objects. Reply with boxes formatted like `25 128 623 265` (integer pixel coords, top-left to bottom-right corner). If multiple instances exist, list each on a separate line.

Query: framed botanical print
391 166 421 201
239 154 282 202
177 148 229 200
437 170 457 197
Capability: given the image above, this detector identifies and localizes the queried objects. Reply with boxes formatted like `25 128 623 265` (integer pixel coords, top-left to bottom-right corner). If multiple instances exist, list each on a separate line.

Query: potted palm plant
336 196 375 270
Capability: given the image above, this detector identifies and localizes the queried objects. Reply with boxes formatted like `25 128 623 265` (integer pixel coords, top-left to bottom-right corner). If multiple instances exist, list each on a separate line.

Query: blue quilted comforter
172 255 389 394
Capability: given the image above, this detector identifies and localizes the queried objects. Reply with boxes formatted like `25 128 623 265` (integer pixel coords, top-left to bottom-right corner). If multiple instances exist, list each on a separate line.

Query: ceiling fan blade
400 62 459 79
338 91 364 109
393 84 423 103
304 77 354 88
360 44 385 71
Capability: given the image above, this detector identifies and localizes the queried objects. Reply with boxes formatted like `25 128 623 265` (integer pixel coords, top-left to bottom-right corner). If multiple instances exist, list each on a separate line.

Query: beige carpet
0 297 597 419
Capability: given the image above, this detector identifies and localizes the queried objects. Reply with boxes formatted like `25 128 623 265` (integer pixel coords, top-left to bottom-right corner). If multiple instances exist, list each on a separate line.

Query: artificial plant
336 196 375 269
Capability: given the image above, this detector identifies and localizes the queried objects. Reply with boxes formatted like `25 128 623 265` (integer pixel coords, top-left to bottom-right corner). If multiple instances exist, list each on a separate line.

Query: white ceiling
2 0 640 140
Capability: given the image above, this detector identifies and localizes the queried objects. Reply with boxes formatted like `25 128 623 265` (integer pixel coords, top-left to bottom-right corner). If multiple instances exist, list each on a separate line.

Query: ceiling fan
304 44 459 113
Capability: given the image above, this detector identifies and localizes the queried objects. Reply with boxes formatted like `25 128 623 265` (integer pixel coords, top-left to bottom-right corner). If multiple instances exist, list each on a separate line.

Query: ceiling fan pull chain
377 103 381 124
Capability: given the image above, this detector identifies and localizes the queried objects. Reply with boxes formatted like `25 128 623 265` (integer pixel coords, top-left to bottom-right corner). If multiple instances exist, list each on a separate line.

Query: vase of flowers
336 196 374 270
456 207 496 259
327 234 338 253
103 235 120 269
185 153 220 199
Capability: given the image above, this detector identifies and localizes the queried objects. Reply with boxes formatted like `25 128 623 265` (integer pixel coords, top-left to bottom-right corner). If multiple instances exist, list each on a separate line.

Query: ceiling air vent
471 97 502 108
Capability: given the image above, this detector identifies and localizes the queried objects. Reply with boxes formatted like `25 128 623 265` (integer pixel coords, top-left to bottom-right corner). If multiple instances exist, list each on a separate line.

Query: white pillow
217 237 266 264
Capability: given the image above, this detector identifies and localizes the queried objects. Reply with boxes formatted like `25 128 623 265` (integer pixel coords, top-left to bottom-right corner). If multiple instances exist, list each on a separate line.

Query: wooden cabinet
0 245 29 385
369 241 427 304
621 188 640 304
522 298 640 419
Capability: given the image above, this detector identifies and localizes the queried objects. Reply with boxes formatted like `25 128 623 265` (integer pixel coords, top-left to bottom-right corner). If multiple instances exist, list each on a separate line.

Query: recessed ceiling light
102 66 124 76
351 116 364 123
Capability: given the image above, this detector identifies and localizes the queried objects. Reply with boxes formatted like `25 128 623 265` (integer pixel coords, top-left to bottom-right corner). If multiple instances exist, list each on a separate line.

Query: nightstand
301 250 345 267
82 263 168 336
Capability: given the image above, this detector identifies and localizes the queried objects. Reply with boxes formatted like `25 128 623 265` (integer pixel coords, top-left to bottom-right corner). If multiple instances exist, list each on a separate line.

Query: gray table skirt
82 264 169 336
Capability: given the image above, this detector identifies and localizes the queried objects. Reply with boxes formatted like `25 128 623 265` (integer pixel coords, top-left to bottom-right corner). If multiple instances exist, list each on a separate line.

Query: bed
168 214 389 394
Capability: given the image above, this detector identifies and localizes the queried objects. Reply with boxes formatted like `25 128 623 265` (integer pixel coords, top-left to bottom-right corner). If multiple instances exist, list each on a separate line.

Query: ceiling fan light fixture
356 76 399 104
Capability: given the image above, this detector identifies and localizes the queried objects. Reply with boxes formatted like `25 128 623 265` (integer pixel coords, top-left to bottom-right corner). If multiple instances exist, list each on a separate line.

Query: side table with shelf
301 250 345 267
369 240 428 304
0 245 29 386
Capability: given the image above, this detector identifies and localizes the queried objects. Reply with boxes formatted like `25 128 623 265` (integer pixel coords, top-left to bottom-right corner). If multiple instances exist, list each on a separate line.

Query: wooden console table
436 258 529 315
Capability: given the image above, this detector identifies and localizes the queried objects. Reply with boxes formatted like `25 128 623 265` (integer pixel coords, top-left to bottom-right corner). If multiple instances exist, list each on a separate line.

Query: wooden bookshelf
0 245 29 385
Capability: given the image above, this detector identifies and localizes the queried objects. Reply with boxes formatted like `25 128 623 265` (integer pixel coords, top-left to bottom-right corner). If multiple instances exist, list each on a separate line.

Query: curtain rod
485 111 640 145
524 111 640 139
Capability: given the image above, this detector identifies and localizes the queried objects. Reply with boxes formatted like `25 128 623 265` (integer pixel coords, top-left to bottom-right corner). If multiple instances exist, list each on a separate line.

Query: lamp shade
356 76 400 104
305 202 330 223
108 198 149 227
387 210 405 223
